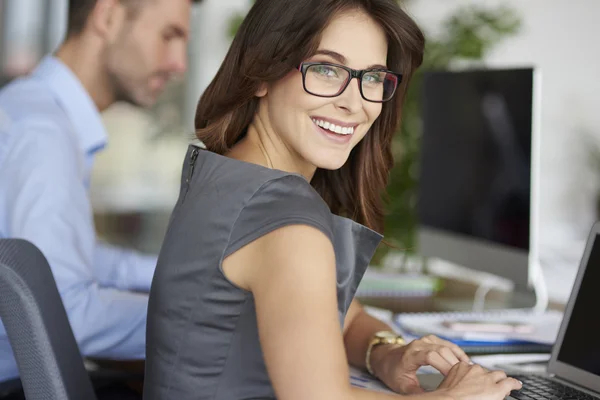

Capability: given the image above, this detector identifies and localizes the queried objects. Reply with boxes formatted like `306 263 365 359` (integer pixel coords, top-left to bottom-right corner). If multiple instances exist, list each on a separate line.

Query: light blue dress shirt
0 56 157 382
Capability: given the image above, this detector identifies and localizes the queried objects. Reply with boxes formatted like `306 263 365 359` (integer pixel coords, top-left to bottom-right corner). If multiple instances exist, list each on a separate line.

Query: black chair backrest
0 238 96 400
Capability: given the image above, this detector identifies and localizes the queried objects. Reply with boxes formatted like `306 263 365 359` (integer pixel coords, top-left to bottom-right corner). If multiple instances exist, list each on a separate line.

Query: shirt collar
32 56 107 155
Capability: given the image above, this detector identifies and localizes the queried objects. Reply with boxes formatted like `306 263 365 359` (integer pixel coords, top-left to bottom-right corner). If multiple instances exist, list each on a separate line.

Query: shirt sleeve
225 174 335 257
93 241 157 292
0 120 147 360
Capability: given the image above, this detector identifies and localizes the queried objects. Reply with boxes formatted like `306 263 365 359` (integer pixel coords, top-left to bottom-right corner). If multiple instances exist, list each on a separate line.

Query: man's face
105 0 192 107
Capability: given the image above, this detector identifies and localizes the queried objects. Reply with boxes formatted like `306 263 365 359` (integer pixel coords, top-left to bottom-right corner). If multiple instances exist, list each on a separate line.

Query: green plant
226 2 521 265
228 1 256 38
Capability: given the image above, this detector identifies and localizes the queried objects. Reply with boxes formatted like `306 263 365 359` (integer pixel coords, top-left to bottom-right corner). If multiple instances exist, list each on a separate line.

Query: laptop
418 221 600 399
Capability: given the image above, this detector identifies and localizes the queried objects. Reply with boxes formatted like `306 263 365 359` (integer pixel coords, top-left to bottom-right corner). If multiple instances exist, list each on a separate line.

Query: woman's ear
255 83 268 98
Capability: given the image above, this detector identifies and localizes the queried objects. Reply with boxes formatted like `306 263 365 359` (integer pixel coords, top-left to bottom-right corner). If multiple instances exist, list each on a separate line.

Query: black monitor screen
418 68 534 251
557 234 600 375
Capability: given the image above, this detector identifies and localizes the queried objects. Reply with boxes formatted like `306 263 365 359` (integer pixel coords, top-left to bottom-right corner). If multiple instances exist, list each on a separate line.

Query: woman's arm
343 299 471 394
225 224 423 400
224 225 520 400
343 299 398 370
342 302 522 399
351 387 451 400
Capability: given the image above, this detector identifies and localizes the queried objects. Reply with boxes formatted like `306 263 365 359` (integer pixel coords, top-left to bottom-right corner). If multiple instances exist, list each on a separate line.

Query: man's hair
66 0 203 37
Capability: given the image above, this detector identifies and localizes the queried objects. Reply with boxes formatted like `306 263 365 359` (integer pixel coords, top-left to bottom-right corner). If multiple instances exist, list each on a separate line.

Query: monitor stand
502 286 538 309
425 257 549 313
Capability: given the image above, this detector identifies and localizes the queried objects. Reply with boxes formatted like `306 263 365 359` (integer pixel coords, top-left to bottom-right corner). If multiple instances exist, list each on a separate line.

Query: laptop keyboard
510 375 598 399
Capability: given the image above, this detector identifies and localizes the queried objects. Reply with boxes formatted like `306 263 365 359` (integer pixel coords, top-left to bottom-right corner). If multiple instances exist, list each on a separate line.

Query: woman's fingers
497 377 523 396
488 370 508 383
420 349 454 375
423 335 471 363
438 345 461 367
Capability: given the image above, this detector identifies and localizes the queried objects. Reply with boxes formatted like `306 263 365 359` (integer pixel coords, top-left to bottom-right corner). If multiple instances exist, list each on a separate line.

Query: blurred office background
1 0 599 305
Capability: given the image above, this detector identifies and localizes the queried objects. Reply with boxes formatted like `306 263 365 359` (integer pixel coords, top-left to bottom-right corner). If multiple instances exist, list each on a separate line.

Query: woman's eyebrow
313 49 388 70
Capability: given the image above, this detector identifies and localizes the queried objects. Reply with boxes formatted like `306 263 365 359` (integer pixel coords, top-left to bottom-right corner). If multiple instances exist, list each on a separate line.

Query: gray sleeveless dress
144 145 383 399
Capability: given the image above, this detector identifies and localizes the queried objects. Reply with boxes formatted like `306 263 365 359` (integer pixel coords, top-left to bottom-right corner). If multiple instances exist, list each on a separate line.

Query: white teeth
312 118 355 135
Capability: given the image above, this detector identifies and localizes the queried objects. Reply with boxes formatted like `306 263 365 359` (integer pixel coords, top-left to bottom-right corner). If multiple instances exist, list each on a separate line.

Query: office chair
0 238 97 400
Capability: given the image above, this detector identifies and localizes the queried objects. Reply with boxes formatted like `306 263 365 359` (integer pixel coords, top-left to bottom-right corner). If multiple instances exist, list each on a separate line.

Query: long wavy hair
195 0 424 234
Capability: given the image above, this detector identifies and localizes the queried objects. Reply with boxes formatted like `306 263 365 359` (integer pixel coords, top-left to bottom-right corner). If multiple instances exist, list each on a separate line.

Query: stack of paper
394 309 563 346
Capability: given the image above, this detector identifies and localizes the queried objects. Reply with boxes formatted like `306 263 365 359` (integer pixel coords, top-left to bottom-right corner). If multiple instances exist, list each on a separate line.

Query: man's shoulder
0 75 67 127
0 80 78 175
0 76 74 151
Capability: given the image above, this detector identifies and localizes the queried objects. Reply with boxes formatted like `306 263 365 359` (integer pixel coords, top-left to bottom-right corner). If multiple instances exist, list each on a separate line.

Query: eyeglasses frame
297 61 403 103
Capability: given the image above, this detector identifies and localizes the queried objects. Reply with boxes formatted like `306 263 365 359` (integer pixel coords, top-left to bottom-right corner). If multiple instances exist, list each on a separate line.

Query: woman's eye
364 72 384 83
315 66 337 76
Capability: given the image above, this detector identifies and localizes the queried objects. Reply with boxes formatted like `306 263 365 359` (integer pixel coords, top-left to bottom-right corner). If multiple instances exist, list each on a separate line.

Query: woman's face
258 10 388 172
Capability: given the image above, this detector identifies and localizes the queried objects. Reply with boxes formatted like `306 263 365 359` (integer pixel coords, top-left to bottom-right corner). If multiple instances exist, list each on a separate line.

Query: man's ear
255 83 268 98
88 0 128 41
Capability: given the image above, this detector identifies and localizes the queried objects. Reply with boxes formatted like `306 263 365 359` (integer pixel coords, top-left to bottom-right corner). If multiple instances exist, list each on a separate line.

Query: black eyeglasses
297 62 402 103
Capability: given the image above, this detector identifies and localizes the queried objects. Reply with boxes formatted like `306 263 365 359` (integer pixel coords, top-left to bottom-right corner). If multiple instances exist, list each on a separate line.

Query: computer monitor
417 67 541 295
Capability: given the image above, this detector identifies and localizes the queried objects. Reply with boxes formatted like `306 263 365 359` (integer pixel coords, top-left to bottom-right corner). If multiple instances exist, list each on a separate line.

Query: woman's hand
370 334 471 394
434 361 522 400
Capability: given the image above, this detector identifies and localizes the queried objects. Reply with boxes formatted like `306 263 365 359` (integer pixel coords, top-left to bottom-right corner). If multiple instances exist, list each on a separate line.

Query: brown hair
196 0 424 234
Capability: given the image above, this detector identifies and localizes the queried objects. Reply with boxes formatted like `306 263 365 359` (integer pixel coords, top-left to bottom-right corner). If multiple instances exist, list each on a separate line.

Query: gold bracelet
365 340 377 376
365 331 406 376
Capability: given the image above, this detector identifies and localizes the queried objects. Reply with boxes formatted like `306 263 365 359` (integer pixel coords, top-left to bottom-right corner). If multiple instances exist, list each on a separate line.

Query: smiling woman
194 0 422 232
143 1 523 400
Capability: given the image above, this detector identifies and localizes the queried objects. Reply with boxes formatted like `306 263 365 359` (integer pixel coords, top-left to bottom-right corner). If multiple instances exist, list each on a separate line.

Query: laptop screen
556 233 600 376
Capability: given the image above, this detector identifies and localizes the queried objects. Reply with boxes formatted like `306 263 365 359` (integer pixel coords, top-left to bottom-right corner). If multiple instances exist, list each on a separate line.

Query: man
0 0 201 388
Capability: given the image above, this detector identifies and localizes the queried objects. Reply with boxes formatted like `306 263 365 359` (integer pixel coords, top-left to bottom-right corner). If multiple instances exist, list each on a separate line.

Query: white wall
405 0 600 302
187 0 250 124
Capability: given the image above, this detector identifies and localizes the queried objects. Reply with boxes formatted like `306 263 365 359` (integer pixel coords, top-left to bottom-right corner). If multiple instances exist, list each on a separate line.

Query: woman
144 0 522 399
